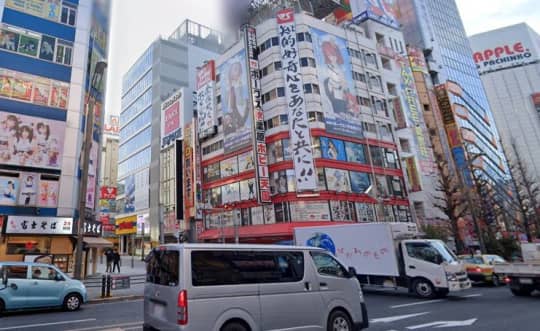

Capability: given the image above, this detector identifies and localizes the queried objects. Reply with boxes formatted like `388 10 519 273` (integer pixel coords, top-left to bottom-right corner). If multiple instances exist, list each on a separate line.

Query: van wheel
412 278 436 299
221 321 249 331
63 293 82 311
511 286 533 296
327 310 352 331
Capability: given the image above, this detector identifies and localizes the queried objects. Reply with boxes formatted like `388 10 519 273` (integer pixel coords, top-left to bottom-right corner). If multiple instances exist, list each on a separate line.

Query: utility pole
74 61 107 280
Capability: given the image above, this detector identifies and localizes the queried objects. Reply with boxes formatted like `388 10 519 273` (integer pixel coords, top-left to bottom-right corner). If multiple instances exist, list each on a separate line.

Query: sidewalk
85 255 146 302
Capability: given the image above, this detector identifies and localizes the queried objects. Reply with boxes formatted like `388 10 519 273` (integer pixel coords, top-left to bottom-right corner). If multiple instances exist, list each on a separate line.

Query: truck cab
399 239 471 298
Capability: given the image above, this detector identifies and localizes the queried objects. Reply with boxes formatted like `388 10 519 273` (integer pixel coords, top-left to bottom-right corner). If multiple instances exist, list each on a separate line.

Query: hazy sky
104 0 540 117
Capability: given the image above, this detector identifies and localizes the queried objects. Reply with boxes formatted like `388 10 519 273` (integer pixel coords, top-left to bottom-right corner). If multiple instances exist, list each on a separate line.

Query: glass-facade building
397 0 516 222
117 20 223 248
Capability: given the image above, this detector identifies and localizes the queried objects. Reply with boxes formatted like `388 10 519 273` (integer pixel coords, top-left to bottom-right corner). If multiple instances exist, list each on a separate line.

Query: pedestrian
112 249 121 273
104 249 113 273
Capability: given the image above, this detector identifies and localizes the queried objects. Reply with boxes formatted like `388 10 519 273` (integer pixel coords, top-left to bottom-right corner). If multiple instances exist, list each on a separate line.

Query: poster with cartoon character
325 168 351 192
17 172 39 206
0 176 19 206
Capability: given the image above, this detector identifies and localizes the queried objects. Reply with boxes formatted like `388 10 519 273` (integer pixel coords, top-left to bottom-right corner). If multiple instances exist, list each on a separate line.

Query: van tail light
504 277 511 284
177 290 188 325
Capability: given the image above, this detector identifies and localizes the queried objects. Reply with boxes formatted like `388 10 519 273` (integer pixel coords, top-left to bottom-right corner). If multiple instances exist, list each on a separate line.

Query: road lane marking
66 321 143 331
0 318 96 330
85 299 143 307
406 318 477 329
462 293 482 298
371 312 430 323
391 299 445 308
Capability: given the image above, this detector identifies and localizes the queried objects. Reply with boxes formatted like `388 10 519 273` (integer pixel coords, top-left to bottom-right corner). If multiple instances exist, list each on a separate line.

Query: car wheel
491 274 500 286
63 293 82 311
221 321 248 331
327 310 352 331
413 278 436 299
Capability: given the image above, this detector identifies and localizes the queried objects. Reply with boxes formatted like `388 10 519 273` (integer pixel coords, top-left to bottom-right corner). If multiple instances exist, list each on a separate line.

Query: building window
414 201 425 219
274 202 290 222
308 111 324 122
352 71 366 83
304 83 320 94
61 5 77 26
55 44 72 65
399 138 411 153
357 96 370 107
202 140 223 155
300 57 316 68
381 57 392 70
362 122 377 133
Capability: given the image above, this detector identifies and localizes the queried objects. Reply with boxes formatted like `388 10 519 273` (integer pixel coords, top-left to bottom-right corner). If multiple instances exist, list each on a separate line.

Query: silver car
143 244 368 331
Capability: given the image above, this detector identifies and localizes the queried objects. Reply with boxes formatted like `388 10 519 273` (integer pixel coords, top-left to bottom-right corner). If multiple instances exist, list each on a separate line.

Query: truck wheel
511 286 533 296
412 278 436 299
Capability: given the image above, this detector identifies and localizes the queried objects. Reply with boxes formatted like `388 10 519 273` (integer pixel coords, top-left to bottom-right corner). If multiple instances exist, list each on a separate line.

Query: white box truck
495 243 540 296
294 222 471 298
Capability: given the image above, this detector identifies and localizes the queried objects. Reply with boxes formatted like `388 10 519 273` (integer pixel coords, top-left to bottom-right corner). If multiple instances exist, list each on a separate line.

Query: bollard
101 274 106 298
106 274 112 297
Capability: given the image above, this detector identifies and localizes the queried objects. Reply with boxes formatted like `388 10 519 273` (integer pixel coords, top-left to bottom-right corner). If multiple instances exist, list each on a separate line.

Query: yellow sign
115 215 137 235
6 0 61 22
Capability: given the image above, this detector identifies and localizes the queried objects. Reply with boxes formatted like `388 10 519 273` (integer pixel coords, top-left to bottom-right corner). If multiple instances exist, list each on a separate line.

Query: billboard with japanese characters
6 216 73 235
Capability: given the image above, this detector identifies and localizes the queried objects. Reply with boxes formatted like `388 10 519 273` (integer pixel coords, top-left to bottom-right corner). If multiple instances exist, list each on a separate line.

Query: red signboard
100 214 110 224
196 60 216 90
100 186 117 199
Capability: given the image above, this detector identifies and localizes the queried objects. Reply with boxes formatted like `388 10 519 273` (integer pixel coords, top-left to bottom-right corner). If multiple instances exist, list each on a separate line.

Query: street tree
508 140 540 240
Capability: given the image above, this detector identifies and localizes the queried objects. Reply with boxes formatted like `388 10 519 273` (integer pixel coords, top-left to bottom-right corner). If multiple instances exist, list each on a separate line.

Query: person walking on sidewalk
112 249 121 273
104 249 113 273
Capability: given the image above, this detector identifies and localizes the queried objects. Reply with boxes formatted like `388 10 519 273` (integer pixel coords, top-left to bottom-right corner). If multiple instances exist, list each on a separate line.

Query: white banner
277 8 317 191
6 216 73 235
160 89 183 149
196 60 217 138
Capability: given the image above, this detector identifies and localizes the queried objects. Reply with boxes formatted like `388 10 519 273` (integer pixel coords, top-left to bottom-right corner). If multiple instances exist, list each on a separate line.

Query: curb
88 295 144 304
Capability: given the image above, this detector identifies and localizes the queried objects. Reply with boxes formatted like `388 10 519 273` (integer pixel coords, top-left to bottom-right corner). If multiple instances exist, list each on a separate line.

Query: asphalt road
0 285 538 331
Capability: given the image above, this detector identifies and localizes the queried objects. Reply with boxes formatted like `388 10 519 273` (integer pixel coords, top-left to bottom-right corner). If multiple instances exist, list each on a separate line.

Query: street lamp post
74 61 107 280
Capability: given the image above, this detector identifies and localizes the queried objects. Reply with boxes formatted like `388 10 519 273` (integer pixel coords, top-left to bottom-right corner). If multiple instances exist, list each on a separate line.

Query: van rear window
146 250 179 286
191 250 304 286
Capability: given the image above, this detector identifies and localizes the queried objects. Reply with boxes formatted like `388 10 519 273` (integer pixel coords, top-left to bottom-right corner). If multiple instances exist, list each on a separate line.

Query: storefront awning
83 237 113 248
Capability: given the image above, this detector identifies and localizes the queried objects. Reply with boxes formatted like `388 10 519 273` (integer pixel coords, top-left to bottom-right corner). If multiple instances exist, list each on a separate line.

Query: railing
84 274 146 298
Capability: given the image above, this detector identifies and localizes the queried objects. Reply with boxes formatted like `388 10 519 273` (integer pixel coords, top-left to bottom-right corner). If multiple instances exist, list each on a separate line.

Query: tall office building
116 20 223 249
395 0 518 234
0 0 111 269
470 23 540 191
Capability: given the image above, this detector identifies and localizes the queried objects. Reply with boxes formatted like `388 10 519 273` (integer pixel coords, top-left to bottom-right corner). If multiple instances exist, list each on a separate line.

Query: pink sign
164 102 180 135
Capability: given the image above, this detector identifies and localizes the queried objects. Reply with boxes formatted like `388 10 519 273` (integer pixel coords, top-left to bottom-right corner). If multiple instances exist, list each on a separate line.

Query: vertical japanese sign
196 60 217 139
396 54 432 173
183 123 195 220
243 24 271 203
277 9 317 191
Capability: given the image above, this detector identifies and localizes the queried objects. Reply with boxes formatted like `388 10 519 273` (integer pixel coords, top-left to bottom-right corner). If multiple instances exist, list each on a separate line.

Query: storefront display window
6 237 50 255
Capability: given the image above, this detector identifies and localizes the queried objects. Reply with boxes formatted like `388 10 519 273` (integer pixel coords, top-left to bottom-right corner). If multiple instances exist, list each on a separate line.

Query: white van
143 244 368 331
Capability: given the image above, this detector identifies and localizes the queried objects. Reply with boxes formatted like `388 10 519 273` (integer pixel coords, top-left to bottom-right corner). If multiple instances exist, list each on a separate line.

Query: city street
0 286 538 331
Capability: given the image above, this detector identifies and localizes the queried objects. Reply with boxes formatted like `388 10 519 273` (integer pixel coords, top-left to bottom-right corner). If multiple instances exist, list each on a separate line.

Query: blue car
0 262 87 314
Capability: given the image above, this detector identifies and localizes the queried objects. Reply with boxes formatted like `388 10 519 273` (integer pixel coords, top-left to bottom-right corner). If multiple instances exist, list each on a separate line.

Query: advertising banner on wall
160 89 183 149
220 50 252 153
38 180 59 207
0 176 18 206
320 137 346 161
5 0 61 22
397 55 433 173
17 172 38 206
124 174 135 213
405 158 421 192
350 171 371 193
311 28 363 139
350 0 400 29
100 186 117 200
470 24 538 74
196 60 217 138
244 24 271 203
183 123 195 220
277 9 317 192
326 168 351 192
6 216 73 235
290 201 331 221
0 111 65 169
85 142 98 209
103 115 119 136
115 215 137 236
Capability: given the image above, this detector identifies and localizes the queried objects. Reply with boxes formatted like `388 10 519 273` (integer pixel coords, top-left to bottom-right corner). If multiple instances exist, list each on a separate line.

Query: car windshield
485 255 506 264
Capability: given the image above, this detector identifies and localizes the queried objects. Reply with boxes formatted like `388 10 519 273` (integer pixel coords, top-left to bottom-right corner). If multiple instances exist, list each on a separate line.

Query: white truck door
402 241 447 297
